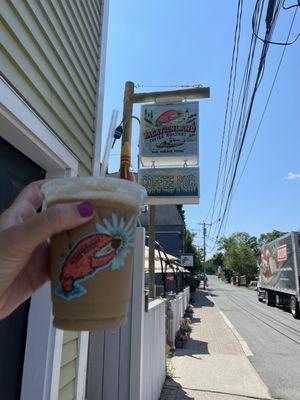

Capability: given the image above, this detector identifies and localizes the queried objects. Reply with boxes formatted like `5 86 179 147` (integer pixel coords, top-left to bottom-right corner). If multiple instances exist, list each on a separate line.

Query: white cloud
284 172 300 180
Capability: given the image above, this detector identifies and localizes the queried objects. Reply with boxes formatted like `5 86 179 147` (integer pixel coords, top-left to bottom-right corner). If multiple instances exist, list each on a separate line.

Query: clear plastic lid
42 177 147 209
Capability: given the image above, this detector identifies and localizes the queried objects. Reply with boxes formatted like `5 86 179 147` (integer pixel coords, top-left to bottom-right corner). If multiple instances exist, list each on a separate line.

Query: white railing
167 287 190 349
142 299 166 400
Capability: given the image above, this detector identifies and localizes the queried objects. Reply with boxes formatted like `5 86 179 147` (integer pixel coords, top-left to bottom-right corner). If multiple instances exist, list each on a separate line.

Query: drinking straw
100 109 118 177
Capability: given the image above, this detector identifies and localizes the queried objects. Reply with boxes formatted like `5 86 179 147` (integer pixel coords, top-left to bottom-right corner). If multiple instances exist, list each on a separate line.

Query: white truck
257 232 300 319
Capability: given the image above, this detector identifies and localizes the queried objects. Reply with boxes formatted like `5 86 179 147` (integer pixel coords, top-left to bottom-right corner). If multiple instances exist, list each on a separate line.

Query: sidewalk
160 288 272 400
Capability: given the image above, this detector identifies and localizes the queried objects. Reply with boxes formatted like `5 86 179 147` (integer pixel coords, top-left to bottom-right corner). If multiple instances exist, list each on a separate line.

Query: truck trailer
257 231 300 319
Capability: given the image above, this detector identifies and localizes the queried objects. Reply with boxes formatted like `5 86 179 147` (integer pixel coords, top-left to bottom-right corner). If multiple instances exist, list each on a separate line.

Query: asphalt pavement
208 276 300 400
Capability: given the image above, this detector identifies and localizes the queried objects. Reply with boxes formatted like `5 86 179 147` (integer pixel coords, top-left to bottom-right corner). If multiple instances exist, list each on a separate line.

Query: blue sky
101 1 300 256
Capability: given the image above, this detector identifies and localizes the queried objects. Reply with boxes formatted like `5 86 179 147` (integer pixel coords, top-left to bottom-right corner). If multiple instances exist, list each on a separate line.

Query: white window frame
0 77 89 400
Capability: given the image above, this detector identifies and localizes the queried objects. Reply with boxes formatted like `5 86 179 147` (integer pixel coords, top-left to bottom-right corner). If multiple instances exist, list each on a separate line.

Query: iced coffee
42 177 147 331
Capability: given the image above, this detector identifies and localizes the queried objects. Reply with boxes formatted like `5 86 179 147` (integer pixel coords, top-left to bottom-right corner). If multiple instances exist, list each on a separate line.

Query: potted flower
180 317 191 330
184 304 194 318
175 330 188 348
180 318 192 338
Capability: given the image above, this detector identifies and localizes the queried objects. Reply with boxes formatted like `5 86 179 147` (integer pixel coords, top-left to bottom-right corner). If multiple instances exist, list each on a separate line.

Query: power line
209 0 294 251
206 0 243 222
216 0 297 239
209 0 265 242
215 1 282 240
232 5 298 197
282 0 300 9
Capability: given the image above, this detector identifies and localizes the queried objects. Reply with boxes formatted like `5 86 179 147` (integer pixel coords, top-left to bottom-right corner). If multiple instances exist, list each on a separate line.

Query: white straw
100 109 118 177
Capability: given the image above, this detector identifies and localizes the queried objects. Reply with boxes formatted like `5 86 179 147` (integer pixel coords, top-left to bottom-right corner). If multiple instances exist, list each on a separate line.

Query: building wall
59 331 79 400
1 1 107 398
146 225 184 257
0 0 103 176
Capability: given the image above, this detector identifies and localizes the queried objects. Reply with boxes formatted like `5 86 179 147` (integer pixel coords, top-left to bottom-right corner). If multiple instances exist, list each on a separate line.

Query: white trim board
0 77 78 176
0 78 80 400
76 332 90 400
49 329 64 400
130 227 145 400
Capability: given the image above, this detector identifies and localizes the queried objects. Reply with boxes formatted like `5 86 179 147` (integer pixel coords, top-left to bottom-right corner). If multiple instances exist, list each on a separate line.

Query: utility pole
198 218 220 290
203 222 207 289
120 81 210 299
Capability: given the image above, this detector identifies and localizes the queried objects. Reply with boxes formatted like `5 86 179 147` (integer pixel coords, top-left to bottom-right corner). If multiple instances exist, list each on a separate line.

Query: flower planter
175 338 185 348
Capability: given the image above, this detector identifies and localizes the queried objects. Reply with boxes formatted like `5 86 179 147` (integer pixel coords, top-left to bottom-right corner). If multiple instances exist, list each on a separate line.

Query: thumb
4 202 95 253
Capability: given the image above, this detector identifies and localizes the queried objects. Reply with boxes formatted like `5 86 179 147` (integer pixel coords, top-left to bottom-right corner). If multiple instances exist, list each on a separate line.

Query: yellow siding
61 340 78 367
0 0 104 176
59 359 77 389
59 331 79 400
59 381 75 400
63 331 79 344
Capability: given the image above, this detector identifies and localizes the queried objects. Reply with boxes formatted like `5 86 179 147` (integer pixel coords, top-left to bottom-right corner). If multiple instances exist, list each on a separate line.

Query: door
0 137 45 400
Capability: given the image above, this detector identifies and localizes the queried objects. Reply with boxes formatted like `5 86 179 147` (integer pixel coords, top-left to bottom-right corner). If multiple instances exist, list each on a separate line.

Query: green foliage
176 205 185 222
184 228 196 253
218 232 257 276
206 252 224 274
257 230 286 248
211 252 224 267
177 205 202 273
208 229 288 278
224 242 257 276
183 228 202 273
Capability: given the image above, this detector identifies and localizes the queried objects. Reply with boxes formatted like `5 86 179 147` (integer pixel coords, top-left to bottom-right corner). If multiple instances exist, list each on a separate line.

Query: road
207 275 300 400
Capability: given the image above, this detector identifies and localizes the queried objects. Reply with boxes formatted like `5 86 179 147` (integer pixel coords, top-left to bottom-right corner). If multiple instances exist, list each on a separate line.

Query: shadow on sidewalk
174 338 209 357
190 289 215 308
160 378 194 399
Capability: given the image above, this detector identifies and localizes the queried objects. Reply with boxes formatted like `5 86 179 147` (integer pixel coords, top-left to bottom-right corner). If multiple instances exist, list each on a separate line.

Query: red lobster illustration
155 110 181 126
59 233 122 294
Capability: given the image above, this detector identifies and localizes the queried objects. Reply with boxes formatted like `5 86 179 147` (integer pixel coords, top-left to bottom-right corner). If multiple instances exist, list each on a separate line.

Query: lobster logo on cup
55 214 136 300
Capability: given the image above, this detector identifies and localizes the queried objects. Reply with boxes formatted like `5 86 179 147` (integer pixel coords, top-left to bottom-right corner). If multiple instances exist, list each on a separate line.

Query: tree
257 230 286 248
223 242 257 276
176 205 185 222
206 252 224 274
183 227 202 273
209 252 224 269
217 232 257 276
176 205 202 273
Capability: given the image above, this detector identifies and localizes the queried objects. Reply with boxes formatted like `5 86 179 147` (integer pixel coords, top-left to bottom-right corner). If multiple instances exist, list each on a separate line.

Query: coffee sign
138 167 199 205
139 102 199 166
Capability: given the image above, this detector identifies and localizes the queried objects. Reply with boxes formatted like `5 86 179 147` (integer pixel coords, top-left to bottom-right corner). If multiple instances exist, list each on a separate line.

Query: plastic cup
42 177 147 331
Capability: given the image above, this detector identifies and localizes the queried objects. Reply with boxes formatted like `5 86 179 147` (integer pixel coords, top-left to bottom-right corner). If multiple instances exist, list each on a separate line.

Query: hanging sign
138 167 199 205
180 254 194 268
139 101 199 166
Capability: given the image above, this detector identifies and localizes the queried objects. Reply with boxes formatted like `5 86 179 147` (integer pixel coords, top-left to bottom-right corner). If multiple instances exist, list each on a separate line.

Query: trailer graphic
257 232 300 319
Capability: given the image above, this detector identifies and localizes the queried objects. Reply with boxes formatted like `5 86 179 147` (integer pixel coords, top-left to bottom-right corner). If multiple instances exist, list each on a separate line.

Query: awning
144 246 189 273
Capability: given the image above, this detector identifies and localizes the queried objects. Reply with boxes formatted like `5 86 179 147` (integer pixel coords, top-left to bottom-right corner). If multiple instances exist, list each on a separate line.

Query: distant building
140 205 184 257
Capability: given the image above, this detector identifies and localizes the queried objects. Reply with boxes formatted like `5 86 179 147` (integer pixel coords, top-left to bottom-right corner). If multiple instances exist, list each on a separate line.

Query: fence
167 287 190 349
85 229 189 400
142 299 166 400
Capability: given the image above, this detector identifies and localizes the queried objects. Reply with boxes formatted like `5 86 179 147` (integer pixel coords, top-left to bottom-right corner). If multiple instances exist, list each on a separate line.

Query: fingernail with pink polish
77 202 94 217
